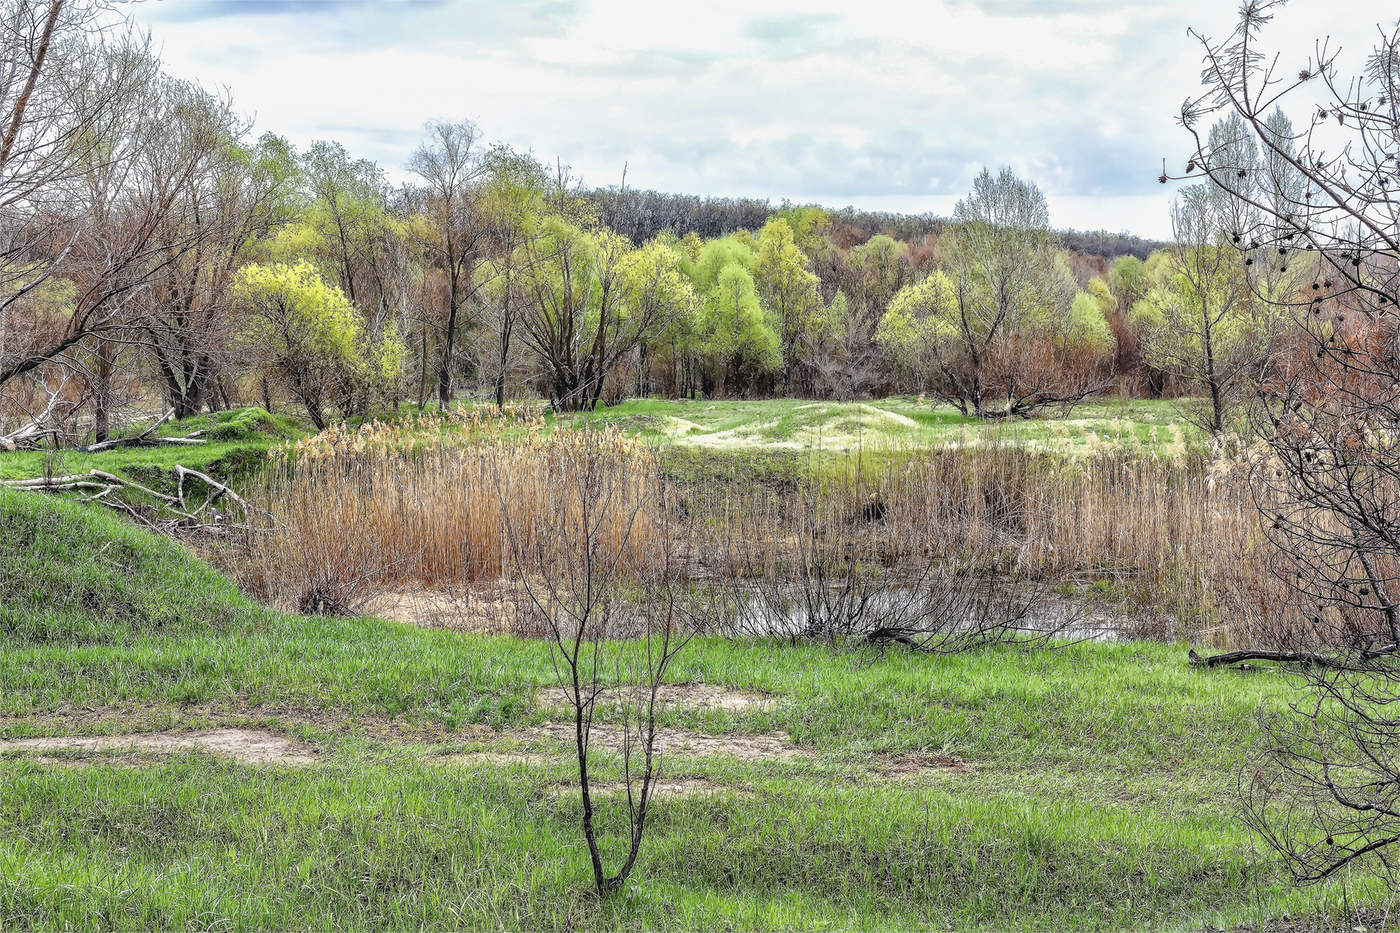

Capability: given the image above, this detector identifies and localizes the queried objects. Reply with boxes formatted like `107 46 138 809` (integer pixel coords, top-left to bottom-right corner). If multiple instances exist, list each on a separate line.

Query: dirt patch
544 778 745 798
535 682 776 713
363 589 515 633
525 722 808 761
0 728 318 766
873 752 974 777
0 704 490 746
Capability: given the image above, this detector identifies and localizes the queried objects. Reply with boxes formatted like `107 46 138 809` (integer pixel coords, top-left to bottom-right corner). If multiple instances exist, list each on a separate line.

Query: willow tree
878 167 1106 417
477 146 548 407
518 219 691 411
1130 187 1287 434
233 261 402 429
696 262 779 396
755 217 822 392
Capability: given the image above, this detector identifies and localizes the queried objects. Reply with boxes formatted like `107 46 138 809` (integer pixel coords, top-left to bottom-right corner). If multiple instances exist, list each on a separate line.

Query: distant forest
582 187 1166 259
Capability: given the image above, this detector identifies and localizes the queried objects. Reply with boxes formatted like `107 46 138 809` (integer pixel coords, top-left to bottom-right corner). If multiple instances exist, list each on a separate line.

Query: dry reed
234 406 661 614
231 407 1299 649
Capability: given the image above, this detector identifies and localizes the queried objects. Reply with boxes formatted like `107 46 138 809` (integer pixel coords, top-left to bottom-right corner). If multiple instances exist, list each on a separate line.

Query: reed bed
691 443 1280 644
234 406 661 614
231 406 1297 648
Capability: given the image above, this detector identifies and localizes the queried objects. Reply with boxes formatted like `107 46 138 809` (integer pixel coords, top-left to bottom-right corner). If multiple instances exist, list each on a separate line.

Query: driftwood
173 464 248 516
3 464 250 531
75 412 208 452
0 386 82 451
4 469 179 505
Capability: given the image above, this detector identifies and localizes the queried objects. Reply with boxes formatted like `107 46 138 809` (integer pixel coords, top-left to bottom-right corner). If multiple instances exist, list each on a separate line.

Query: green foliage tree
755 218 823 390
478 147 550 406
518 218 687 411
696 263 780 395
233 261 401 428
874 270 957 385
847 234 909 337
1129 187 1286 434
900 167 1108 416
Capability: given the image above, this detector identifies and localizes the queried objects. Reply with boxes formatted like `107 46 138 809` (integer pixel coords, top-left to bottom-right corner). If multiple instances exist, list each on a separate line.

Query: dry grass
228 405 1303 649
233 406 662 614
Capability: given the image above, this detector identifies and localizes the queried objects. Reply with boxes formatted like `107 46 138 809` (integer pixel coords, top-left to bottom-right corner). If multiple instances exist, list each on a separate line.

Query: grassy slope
0 407 304 491
0 489 1389 930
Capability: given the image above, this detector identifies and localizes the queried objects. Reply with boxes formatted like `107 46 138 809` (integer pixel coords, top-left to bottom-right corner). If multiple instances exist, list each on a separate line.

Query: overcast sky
127 0 1389 239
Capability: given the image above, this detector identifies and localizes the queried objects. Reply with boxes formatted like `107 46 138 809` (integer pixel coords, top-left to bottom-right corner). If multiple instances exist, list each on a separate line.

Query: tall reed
235 406 660 613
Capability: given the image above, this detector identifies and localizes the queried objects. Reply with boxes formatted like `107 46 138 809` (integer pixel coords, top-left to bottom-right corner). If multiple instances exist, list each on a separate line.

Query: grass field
566 396 1198 457
1 486 1391 930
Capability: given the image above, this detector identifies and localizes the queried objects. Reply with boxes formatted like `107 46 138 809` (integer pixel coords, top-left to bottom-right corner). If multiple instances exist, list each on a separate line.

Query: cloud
127 0 1390 239
147 0 449 22
742 12 839 43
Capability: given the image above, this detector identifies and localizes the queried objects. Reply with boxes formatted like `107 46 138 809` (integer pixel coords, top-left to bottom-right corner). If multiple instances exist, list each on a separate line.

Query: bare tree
134 103 296 424
0 1 158 440
1175 0 1400 885
493 430 699 897
408 120 489 406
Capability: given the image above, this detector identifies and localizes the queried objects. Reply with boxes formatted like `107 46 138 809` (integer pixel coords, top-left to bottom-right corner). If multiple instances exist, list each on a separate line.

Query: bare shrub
1176 1 1400 886
702 453 1093 647
492 426 700 897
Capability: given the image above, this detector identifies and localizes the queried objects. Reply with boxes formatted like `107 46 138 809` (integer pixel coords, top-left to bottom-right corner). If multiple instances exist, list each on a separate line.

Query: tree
1130 187 1284 434
874 270 957 388
232 261 399 429
518 218 682 411
755 217 822 392
297 140 415 414
493 429 700 897
134 108 298 425
695 262 779 396
925 166 1107 417
1176 1 1400 886
477 146 548 407
0 3 179 444
847 234 909 336
408 120 489 406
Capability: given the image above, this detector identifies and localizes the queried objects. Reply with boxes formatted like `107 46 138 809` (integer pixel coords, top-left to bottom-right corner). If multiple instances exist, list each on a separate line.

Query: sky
125 0 1390 240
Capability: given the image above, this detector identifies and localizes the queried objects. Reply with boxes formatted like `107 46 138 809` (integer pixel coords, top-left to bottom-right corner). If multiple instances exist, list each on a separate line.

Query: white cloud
129 0 1390 239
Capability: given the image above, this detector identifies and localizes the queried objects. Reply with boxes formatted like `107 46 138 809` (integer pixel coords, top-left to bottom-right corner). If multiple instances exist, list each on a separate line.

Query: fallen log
3 469 180 505
1189 647 1349 669
75 412 211 453
174 464 249 516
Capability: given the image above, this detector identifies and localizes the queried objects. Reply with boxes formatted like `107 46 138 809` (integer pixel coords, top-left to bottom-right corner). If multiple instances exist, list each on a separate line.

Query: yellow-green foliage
875 270 957 376
233 261 405 421
1064 290 1113 355
1128 245 1283 376
236 261 363 365
756 218 825 356
698 264 781 375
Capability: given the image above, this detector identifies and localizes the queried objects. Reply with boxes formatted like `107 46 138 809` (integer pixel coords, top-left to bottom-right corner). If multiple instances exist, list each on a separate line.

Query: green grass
0 407 304 510
0 487 1392 930
564 396 1198 458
